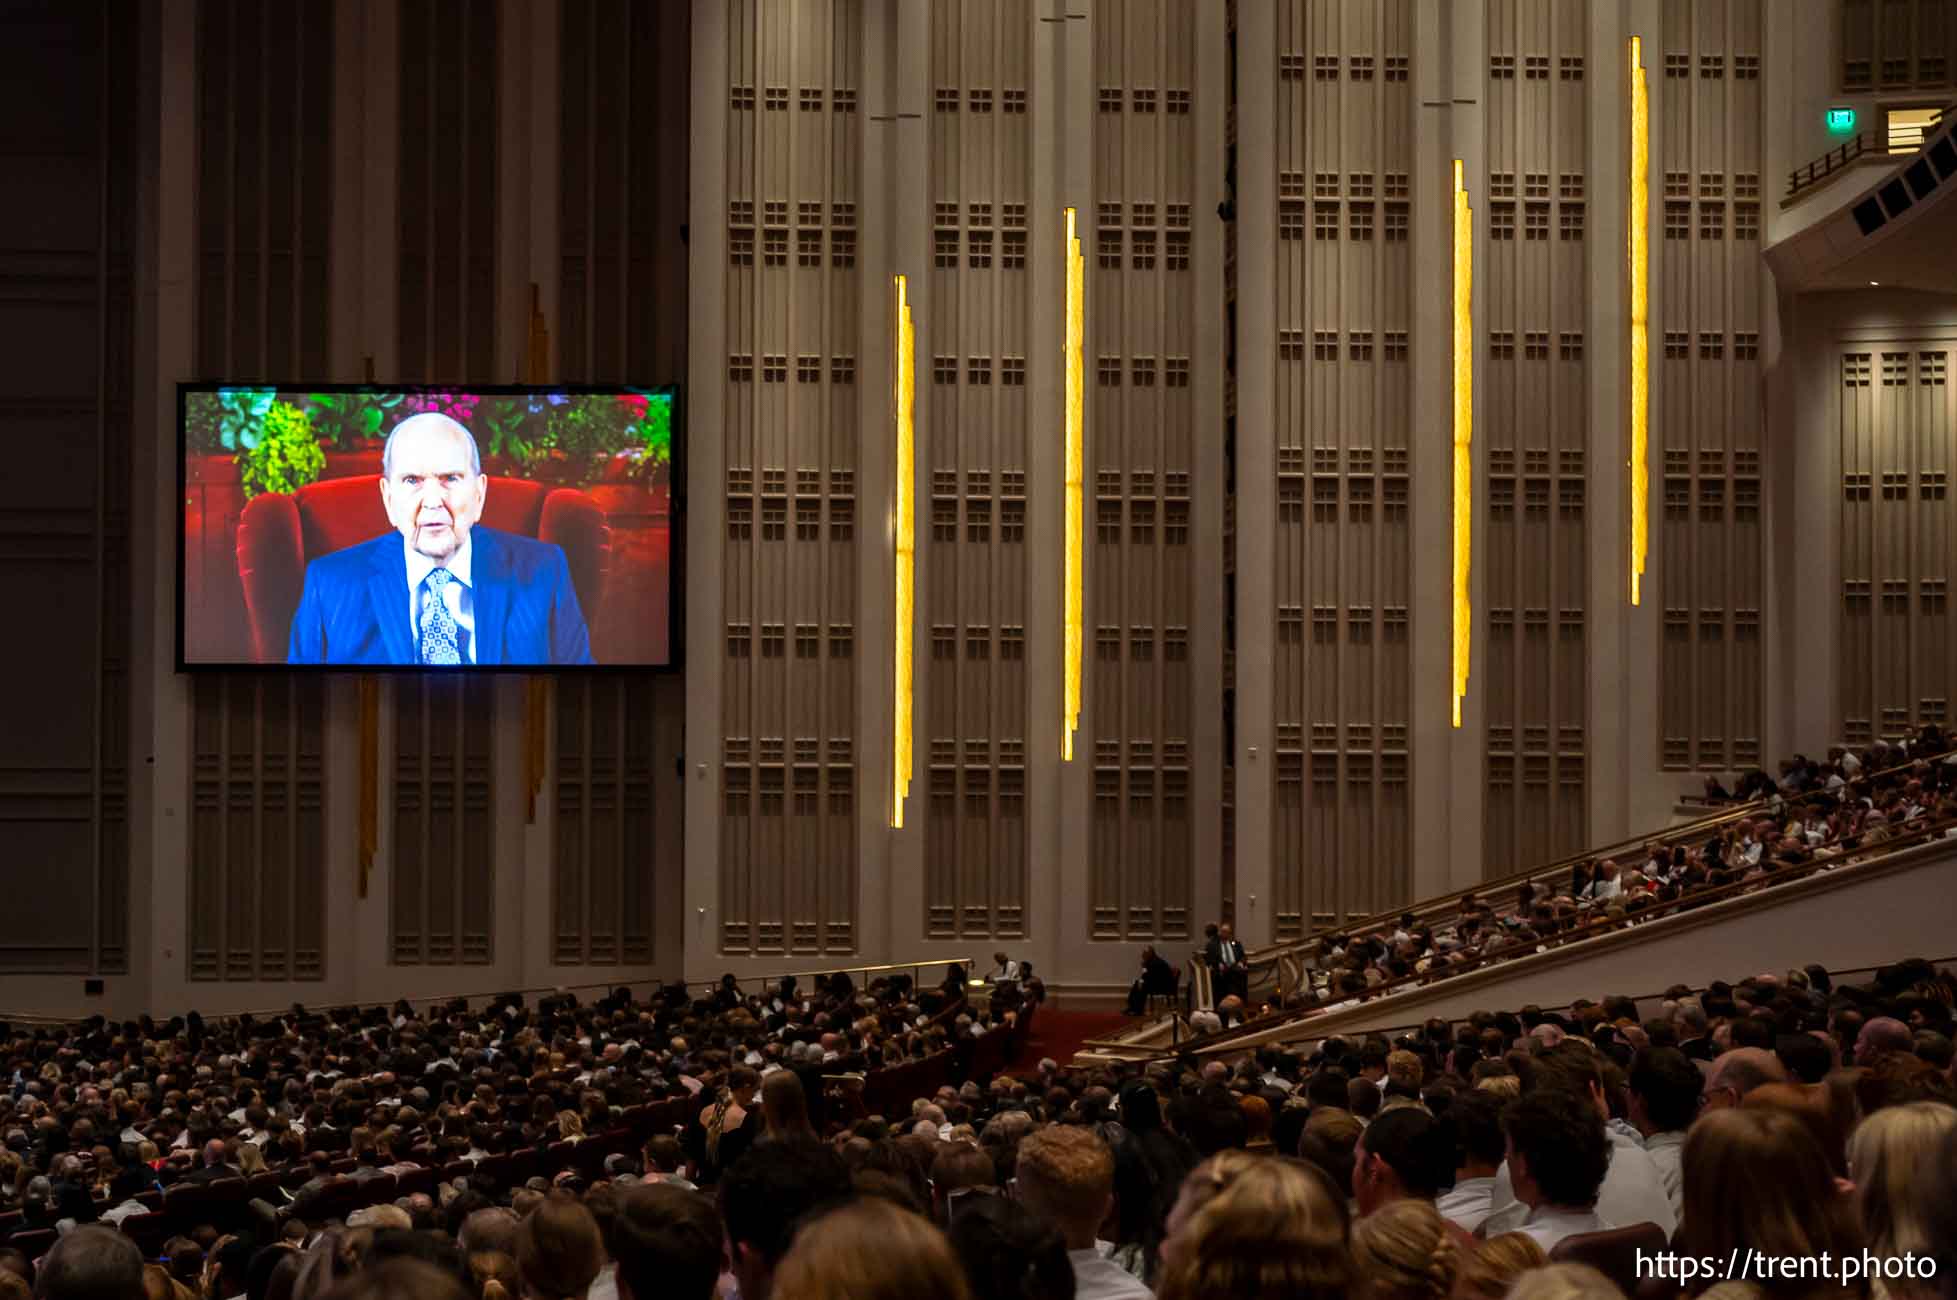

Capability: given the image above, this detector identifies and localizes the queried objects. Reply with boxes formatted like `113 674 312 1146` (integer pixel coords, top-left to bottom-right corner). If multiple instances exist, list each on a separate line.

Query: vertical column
1231 0 1275 949
683 0 730 979
1406 0 1467 899
1443 0 1488 891
1588 0 1630 844
881 0 927 959
1026 0 1067 977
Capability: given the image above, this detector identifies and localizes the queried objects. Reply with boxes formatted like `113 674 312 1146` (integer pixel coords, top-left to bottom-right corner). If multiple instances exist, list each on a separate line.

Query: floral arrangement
187 388 676 491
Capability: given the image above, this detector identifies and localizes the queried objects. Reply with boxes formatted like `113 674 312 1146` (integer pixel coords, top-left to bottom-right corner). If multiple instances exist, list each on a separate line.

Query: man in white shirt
1581 860 1624 905
1481 1042 1677 1240
1499 1089 1612 1251
1740 825 1764 866
1015 1126 1153 1300
1434 1090 1505 1234
1628 1046 1697 1222
989 951 1023 984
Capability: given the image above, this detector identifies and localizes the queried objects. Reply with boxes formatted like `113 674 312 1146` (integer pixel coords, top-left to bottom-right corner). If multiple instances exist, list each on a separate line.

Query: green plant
638 394 673 467
301 391 388 448
237 400 325 498
185 388 277 454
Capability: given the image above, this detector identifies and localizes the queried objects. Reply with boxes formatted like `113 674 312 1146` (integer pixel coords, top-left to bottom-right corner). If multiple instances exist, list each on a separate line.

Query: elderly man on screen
286 413 594 665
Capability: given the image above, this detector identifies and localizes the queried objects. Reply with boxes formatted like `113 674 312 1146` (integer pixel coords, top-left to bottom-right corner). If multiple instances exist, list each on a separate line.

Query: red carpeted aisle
1006 1008 1128 1073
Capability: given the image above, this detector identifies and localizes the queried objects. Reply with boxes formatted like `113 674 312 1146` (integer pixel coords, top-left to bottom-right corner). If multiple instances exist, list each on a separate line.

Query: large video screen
179 385 677 669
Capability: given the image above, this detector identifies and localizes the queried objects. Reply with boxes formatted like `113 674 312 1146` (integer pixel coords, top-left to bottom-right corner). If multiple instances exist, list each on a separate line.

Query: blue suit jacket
286 526 595 665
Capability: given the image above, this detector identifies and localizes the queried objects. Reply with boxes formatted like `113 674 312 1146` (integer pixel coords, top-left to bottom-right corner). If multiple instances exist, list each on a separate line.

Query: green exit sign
1826 106 1857 133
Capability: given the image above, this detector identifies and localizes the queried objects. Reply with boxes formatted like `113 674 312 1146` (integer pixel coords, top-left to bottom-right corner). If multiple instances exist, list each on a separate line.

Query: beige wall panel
924 0 1032 941
1083 0 1199 945
1256 0 1416 940
717 0 861 957
1654 0 1765 776
1482 0 1589 875
1838 338 1957 740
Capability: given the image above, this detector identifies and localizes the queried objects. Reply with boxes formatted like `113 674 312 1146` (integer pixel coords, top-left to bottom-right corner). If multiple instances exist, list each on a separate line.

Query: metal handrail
1243 745 1939 981
1169 812 1957 1060
1784 102 1957 207
1784 128 1882 205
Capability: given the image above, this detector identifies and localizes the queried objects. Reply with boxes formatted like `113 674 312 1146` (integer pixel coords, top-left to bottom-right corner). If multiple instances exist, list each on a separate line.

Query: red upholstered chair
236 474 611 662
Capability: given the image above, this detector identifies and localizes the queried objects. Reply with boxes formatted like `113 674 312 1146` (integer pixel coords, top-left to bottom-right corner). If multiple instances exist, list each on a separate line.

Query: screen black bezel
175 381 685 674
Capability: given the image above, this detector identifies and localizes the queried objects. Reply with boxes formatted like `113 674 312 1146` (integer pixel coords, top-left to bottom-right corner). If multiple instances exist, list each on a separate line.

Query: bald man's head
1704 1047 1787 1112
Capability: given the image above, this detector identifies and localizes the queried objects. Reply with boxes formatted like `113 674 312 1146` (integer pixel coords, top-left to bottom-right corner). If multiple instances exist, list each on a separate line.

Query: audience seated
0 950 1950 1300
1181 727 1957 1036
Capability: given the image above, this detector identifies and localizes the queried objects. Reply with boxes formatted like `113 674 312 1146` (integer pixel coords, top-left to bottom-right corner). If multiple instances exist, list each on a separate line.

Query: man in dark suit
181 1138 240 1185
1206 923 1249 1005
286 413 594 666
1124 945 1178 1016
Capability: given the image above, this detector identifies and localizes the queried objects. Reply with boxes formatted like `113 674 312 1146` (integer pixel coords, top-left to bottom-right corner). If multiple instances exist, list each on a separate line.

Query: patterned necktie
419 568 461 665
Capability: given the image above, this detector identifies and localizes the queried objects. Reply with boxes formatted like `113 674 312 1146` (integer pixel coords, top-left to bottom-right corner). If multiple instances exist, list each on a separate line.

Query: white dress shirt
1436 1174 1497 1233
405 537 476 664
1516 1205 1609 1252
1641 1129 1685 1221
1583 876 1623 903
1069 1247 1155 1300
1483 1129 1676 1239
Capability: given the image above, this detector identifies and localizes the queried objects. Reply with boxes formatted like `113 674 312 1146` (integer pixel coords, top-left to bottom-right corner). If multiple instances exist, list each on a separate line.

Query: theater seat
1551 1222 1668 1297
236 473 610 661
8 1228 54 1259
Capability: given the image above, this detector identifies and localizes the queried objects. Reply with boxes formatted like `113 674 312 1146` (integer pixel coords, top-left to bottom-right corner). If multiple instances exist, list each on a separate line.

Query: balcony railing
1785 103 1955 207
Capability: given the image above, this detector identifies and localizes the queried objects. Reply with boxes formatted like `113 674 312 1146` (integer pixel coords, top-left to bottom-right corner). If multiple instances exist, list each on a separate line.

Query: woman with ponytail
685 1067 759 1185
1350 1199 1460 1300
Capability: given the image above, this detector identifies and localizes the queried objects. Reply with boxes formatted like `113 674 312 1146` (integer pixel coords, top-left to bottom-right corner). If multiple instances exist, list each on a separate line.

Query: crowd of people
0 949 1952 1300
1173 728 1957 1034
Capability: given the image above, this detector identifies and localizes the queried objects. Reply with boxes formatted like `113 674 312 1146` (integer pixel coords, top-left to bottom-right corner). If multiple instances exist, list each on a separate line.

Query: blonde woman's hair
1475 1075 1522 1101
1507 1262 1628 1300
771 1196 972 1300
1847 1101 1957 1261
237 1142 267 1175
1158 1157 1351 1300
1455 1233 1550 1300
1350 1199 1459 1300
1165 1149 1265 1228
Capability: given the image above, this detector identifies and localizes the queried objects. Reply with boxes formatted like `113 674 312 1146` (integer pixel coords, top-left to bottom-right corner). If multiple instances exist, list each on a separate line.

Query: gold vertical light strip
892 274 916 828
1452 160 1473 728
1063 208 1085 759
1629 36 1650 605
